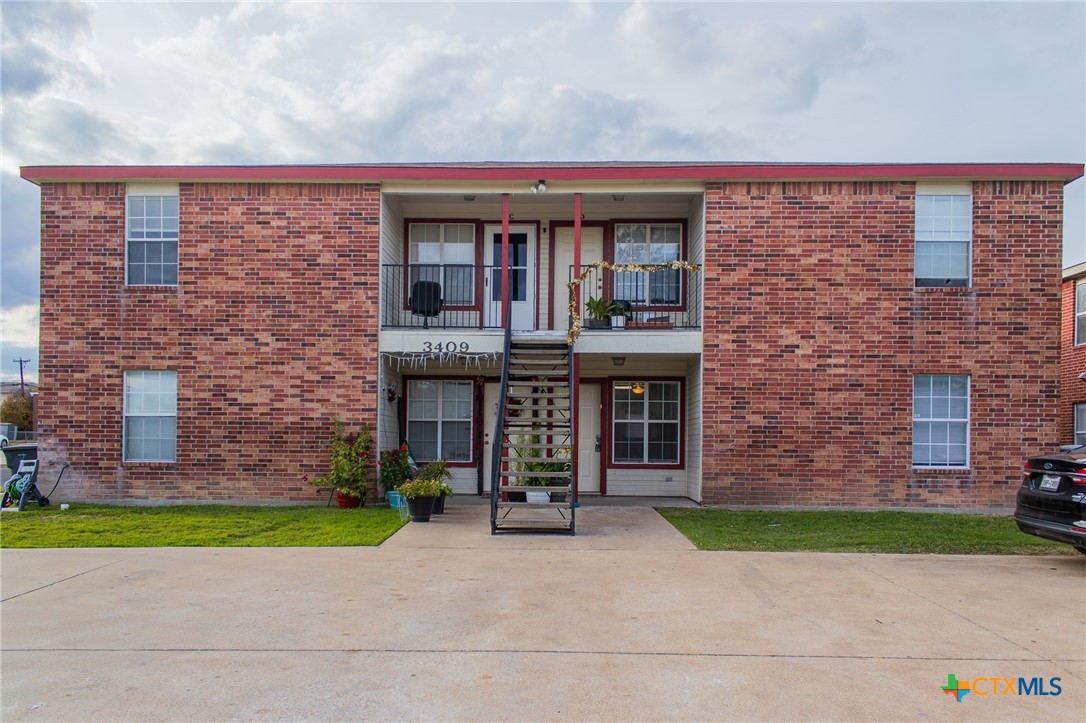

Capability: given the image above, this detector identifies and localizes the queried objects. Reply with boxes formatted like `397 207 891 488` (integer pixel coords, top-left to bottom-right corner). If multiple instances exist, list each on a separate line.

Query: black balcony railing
382 264 511 329
569 264 701 330
380 263 701 330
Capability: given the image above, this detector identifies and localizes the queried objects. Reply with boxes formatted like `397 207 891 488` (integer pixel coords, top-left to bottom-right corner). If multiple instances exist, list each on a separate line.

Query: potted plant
397 477 442 522
307 418 374 508
511 435 571 502
379 444 414 508
417 460 453 514
585 296 618 329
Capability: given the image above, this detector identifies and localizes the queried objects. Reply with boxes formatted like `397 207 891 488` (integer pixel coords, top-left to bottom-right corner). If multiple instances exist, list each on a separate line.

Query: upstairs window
409 223 476 305
915 194 971 287
127 194 179 285
1076 280 1086 345
614 223 683 306
913 374 969 468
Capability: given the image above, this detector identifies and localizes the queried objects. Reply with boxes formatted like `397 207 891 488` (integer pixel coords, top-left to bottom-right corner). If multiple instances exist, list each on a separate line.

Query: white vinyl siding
407 380 473 462
915 194 971 287
913 375 969 468
124 371 177 462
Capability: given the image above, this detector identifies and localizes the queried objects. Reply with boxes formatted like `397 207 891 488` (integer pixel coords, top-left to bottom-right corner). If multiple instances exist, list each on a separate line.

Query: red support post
501 193 510 327
572 193 582 503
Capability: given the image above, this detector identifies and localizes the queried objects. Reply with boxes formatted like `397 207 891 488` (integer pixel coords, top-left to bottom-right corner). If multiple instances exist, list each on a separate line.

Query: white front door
482 383 499 493
484 225 535 330
577 384 601 494
553 227 604 331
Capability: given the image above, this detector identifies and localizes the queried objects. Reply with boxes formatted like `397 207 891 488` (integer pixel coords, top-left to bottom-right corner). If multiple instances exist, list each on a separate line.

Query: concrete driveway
2 499 1083 721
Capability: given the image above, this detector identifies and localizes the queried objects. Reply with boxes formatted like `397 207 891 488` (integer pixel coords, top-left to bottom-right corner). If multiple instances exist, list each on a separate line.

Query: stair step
506 391 569 397
503 423 571 431
499 469 571 478
498 443 570 451
509 358 570 366
495 502 572 510
499 484 571 491
493 517 573 529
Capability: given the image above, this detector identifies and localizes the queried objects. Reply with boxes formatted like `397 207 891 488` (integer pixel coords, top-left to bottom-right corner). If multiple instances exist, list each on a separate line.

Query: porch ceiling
390 191 701 221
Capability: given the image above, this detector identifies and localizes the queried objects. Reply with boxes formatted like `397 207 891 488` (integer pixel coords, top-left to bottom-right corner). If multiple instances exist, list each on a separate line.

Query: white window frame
126 191 180 286
611 381 682 465
613 222 684 307
912 374 970 469
406 380 474 463
1075 280 1086 346
408 223 477 306
1075 403 1086 446
123 370 178 463
914 193 972 288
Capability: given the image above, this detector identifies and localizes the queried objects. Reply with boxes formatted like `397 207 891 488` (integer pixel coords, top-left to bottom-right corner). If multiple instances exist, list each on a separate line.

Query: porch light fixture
530 179 547 194
463 195 476 202
612 194 625 202
612 356 626 366
631 382 645 395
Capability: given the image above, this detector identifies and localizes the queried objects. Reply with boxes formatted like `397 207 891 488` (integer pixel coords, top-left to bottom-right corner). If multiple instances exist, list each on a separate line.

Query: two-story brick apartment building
1061 261 1086 446
20 162 1083 508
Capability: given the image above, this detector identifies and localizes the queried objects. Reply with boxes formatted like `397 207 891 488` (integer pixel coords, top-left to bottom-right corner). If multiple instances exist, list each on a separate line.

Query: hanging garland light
379 351 502 371
565 260 701 345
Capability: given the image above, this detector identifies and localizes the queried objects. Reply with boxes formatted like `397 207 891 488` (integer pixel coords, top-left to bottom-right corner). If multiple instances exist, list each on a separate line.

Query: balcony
380 263 701 332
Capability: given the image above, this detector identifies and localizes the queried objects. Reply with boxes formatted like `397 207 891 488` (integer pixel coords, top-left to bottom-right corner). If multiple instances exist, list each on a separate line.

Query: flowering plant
417 460 454 496
378 444 414 495
309 418 374 500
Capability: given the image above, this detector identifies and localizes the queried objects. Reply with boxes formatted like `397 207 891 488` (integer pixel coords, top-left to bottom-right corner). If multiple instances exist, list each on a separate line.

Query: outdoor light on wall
630 382 645 395
612 356 626 366
530 179 547 194
386 386 399 403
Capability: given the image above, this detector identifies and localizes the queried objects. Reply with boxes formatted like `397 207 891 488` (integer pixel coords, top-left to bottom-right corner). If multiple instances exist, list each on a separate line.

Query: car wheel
0 439 6 448
1075 546 1086 556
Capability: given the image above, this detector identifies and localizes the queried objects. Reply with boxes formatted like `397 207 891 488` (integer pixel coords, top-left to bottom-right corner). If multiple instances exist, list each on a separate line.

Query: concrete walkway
2 498 1083 721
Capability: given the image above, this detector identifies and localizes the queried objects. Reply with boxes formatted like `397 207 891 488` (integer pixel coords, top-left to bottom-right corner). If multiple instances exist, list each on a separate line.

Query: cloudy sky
1 1 1083 383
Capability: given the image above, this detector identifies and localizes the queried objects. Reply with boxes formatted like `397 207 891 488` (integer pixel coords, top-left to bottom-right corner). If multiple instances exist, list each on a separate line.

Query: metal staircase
490 330 576 534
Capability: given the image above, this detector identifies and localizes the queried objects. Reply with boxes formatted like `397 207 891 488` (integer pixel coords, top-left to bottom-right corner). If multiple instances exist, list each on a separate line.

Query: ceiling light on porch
631 382 645 395
530 179 547 194
611 356 626 366
612 194 625 202
463 195 476 201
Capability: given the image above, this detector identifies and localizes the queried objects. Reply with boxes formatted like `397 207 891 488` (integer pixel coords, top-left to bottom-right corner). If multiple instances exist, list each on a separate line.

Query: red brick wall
37 182 382 501
1059 277 1086 443
701 180 1063 508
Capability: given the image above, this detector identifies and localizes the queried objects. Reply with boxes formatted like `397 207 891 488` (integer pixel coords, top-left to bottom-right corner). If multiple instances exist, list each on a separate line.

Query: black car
1016 447 1086 554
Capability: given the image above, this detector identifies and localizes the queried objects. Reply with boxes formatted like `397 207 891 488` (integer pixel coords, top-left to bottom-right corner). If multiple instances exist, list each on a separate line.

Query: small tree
0 394 32 432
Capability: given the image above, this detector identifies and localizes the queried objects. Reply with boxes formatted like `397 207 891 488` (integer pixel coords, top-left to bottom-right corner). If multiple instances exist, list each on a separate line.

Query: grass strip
658 509 1077 555
0 504 406 548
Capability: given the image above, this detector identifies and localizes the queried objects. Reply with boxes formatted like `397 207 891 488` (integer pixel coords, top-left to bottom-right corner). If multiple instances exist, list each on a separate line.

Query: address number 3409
421 341 470 353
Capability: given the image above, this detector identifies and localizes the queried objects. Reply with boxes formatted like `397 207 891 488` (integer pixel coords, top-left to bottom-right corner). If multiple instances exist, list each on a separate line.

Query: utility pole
12 358 31 396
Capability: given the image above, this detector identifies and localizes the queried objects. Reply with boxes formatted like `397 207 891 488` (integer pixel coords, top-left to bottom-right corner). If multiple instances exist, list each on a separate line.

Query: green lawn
0 504 407 548
658 509 1078 555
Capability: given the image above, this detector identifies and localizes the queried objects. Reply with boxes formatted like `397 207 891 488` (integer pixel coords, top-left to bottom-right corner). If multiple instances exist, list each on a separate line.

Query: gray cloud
0 0 103 99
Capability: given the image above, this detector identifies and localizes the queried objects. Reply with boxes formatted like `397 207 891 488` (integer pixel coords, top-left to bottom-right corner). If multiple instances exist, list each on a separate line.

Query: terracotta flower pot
335 491 362 508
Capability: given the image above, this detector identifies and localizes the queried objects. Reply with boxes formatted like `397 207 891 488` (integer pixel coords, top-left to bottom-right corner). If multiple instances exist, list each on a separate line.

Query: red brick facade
701 180 1064 508
37 182 382 501
1059 271 1086 444
27 164 1078 507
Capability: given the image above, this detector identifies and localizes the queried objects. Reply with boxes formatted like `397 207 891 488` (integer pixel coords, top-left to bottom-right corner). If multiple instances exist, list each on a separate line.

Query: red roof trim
20 162 1084 185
